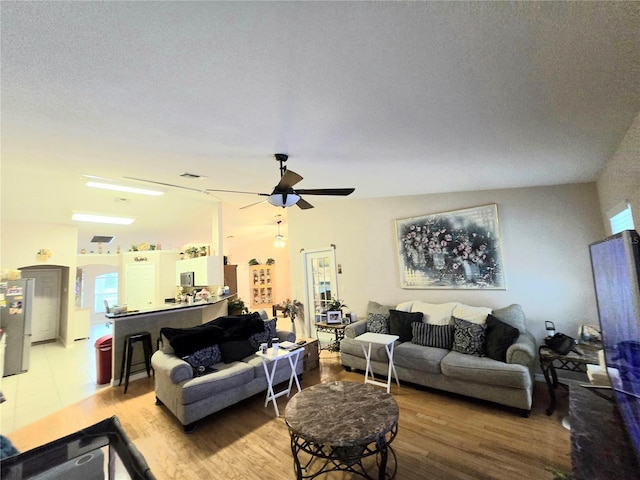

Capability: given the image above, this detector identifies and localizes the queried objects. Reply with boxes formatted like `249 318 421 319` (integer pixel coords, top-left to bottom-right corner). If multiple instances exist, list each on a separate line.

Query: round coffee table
285 381 399 479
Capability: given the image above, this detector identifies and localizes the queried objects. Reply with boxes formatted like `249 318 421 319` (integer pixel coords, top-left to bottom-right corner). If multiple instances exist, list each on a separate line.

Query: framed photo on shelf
326 311 342 324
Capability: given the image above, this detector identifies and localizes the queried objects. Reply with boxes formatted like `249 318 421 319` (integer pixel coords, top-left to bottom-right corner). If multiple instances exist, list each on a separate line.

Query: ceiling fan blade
239 199 268 210
205 188 269 196
276 170 303 190
296 197 314 209
295 188 355 196
123 176 208 193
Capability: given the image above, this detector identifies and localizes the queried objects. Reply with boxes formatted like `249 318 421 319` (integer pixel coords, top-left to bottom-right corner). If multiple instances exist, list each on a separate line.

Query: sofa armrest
505 331 536 367
345 320 367 339
151 350 193 384
276 329 296 343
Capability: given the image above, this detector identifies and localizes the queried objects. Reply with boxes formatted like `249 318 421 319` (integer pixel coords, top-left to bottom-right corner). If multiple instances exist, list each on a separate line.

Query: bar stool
119 331 153 394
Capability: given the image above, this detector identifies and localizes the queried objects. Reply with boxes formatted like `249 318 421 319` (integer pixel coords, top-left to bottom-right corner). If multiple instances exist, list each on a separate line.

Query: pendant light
274 220 286 248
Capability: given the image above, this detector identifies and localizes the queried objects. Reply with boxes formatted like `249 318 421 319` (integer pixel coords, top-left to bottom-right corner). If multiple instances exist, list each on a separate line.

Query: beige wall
287 183 606 345
596 112 640 233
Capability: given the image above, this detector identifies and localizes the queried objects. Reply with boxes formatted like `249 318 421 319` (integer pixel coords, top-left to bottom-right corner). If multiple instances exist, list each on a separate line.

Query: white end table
354 332 400 393
255 345 303 417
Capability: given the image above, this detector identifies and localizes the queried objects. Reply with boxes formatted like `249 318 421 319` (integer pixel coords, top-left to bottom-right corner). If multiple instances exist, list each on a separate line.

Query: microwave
180 271 195 287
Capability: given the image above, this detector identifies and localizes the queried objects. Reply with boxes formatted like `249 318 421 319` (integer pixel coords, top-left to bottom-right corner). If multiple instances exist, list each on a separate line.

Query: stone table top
285 381 399 447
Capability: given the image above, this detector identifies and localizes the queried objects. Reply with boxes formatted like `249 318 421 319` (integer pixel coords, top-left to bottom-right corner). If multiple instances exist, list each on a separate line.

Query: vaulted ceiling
2 1 639 252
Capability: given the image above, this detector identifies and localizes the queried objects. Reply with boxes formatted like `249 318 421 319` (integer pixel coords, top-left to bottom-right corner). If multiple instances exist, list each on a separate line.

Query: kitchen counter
106 294 236 386
105 294 236 319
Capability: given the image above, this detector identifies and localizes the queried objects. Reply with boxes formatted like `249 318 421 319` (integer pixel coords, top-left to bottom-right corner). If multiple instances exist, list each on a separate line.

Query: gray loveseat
151 312 302 432
340 302 536 415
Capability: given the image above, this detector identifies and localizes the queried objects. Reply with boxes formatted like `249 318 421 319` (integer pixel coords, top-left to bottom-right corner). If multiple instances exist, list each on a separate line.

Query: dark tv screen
589 229 640 463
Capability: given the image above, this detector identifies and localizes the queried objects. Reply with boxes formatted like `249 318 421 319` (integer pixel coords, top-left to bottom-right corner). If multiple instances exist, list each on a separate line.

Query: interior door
28 269 61 343
303 248 339 339
125 263 156 310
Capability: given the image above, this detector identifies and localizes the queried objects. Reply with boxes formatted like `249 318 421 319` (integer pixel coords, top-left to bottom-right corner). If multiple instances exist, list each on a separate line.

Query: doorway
302 247 339 341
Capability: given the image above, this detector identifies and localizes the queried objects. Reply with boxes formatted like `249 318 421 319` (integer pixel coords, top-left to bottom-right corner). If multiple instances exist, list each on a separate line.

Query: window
94 272 118 313
609 202 635 234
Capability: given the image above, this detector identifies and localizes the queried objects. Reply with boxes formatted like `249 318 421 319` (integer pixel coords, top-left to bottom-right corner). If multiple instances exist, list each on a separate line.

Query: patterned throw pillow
367 312 390 334
182 344 222 376
411 322 454 349
452 317 487 356
249 319 277 349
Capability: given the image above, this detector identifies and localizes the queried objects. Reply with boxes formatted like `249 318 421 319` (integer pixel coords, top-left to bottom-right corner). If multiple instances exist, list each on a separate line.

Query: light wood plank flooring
7 351 571 479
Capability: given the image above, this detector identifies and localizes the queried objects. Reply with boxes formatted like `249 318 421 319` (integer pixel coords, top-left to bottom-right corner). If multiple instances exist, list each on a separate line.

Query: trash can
95 335 113 385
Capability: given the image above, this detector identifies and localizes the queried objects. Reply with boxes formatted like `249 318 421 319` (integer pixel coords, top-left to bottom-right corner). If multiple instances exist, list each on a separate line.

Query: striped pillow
411 322 454 349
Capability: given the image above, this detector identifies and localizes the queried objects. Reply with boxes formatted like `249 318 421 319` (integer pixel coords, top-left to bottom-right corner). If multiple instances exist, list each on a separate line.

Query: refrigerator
0 278 34 377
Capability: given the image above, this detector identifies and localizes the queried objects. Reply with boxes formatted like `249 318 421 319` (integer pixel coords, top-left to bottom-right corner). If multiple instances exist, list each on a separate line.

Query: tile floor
0 323 112 434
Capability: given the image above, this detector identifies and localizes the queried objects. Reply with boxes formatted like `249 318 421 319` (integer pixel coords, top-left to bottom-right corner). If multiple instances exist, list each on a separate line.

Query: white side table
255 346 303 417
354 332 400 393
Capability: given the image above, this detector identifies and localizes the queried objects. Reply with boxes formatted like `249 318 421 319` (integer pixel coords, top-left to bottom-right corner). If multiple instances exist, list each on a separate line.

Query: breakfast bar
106 295 234 385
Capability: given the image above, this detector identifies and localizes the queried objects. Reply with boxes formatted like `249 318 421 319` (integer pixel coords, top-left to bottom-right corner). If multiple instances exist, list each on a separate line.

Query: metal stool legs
118 332 153 394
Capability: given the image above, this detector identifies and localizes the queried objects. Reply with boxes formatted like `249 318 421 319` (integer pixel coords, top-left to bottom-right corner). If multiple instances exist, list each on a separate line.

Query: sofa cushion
411 322 454 350
440 351 531 389
340 337 395 363
410 302 459 325
389 309 423 342
451 304 492 324
393 342 448 374
367 312 390 334
181 362 255 404
452 317 487 356
219 340 257 363
492 304 527 333
485 314 519 362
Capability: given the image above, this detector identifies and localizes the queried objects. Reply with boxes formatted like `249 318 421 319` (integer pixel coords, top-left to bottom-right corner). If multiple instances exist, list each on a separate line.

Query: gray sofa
340 302 536 415
151 314 302 432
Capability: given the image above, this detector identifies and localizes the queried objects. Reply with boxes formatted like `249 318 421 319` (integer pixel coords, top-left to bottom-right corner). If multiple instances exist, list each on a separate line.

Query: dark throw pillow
182 344 222 376
452 317 487 356
219 340 257 363
249 318 277 349
367 312 390 334
389 310 423 342
411 322 454 349
485 314 520 362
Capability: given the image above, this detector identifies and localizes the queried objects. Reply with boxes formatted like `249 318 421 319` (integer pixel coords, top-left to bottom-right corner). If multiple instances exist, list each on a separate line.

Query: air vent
91 236 115 243
180 173 206 179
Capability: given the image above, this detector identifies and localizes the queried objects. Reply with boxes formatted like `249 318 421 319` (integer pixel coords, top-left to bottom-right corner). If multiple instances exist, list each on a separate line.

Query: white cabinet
176 256 223 286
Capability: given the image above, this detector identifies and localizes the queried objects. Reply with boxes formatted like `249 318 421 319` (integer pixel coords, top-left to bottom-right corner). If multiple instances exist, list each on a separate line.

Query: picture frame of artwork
395 204 506 290
326 311 342 324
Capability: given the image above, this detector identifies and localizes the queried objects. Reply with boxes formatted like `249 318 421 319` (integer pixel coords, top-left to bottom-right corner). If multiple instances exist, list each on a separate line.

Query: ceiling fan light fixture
268 193 300 208
274 235 286 248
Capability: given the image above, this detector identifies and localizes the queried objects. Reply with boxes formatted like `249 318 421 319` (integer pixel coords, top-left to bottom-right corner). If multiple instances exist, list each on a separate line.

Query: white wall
287 183 605 345
597 111 640 232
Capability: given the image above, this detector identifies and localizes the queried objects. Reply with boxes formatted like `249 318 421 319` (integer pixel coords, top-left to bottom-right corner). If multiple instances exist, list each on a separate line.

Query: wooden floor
8 351 571 479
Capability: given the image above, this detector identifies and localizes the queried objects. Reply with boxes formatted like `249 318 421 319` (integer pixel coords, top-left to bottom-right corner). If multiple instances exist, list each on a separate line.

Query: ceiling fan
125 154 355 210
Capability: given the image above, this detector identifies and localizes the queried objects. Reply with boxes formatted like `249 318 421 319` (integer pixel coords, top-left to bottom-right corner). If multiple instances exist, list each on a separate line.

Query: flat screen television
589 229 640 463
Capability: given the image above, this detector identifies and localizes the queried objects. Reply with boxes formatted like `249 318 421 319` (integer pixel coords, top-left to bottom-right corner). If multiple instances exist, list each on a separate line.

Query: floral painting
395 204 506 289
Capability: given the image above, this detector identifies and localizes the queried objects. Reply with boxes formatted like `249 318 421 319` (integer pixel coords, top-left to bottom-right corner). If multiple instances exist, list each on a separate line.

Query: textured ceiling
1 1 639 252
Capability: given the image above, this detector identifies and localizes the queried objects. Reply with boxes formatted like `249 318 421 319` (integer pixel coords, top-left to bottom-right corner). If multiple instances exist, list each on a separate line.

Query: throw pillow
411 322 454 349
485 314 520 362
451 304 492 325
182 344 222 376
491 304 526 333
452 317 487 356
389 309 423 342
367 312 390 334
410 302 459 325
249 318 277 349
219 340 257 363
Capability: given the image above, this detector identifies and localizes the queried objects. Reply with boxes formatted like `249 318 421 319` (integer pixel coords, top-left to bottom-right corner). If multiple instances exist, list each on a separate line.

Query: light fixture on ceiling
72 213 135 225
86 181 164 196
268 193 300 208
274 220 286 248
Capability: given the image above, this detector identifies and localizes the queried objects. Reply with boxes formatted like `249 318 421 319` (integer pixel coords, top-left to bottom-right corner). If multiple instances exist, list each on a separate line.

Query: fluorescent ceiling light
268 193 300 208
72 213 135 225
86 181 164 196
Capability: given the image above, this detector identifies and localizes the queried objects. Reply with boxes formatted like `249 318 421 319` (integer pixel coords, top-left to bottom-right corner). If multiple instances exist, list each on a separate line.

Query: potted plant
248 258 259 266
266 258 275 265
228 297 249 315
184 246 200 258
